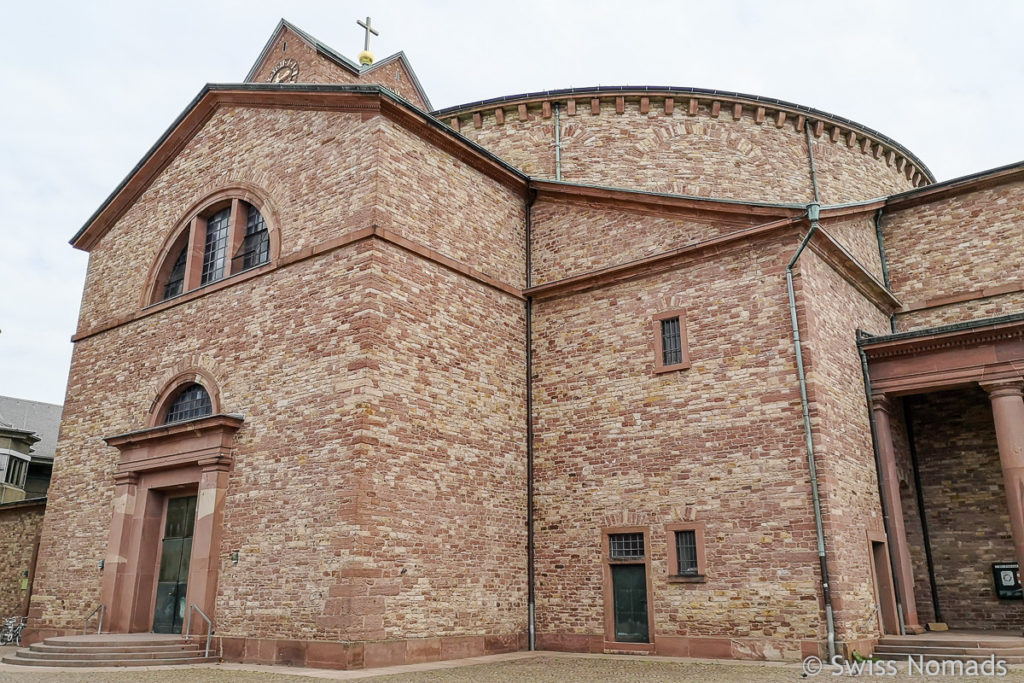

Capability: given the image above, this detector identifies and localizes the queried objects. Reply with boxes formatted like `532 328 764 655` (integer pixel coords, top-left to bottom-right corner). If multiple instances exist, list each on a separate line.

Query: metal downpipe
525 189 537 650
785 206 836 660
554 103 562 181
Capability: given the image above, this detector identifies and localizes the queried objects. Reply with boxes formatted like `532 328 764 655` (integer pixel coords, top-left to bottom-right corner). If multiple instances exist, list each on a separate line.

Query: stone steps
873 635 1024 664
2 634 217 668
875 644 1024 657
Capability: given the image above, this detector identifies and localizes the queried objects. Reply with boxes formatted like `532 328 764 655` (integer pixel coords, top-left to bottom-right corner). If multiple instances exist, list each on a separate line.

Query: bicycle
0 616 26 646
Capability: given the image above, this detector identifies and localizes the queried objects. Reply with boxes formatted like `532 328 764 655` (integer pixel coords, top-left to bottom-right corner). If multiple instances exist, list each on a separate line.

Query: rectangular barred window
200 208 231 285
238 203 270 271
675 530 698 575
653 309 690 373
661 317 682 366
162 246 188 300
609 532 645 561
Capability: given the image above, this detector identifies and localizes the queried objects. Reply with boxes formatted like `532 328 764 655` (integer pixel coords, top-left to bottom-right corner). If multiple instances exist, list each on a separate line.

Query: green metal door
611 564 649 643
153 496 196 634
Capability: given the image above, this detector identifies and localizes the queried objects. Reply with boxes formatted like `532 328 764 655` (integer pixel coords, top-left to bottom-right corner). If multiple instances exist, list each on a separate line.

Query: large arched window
164 383 213 424
151 197 271 305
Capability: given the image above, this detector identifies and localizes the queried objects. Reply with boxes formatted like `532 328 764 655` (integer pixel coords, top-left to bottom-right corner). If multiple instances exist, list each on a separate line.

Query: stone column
186 456 231 634
101 471 139 633
872 395 922 633
982 380 1024 588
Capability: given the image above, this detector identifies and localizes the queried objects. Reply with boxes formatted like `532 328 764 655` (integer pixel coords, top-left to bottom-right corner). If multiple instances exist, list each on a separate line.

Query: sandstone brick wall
889 399 937 625
34 96 527 645
33 244 379 635
531 234 825 659
899 389 1024 630
819 215 885 284
530 197 772 285
77 107 383 335
797 250 892 645
449 95 919 205
808 136 917 205
376 118 526 288
369 241 527 640
885 181 1024 333
0 502 44 617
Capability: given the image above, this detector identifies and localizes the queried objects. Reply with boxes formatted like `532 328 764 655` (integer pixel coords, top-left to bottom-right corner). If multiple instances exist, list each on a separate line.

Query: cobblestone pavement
0 652 1022 682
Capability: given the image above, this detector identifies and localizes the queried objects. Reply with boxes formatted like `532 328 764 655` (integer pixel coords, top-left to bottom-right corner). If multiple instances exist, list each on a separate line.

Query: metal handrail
184 604 213 657
82 604 104 634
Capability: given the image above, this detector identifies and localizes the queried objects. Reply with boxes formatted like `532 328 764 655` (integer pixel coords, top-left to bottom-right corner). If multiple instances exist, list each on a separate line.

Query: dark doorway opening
871 538 900 635
611 563 649 643
153 495 197 634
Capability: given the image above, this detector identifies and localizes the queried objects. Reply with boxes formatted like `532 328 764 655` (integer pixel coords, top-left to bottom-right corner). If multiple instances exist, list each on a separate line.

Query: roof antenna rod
357 16 379 67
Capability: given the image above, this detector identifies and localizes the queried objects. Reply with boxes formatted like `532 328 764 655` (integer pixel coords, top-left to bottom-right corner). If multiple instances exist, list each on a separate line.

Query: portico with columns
860 314 1024 635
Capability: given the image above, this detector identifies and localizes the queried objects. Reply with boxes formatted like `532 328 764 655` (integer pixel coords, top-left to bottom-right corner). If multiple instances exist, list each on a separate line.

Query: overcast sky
2 0 1022 406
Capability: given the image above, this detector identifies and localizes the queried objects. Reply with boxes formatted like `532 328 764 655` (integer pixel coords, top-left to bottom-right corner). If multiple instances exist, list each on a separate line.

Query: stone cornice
860 315 1024 395
436 86 933 187
104 414 244 449
531 179 804 221
884 160 1024 212
860 316 1024 361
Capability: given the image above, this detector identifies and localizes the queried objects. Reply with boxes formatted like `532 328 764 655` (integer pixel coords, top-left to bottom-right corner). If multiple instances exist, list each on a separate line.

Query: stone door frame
101 414 241 634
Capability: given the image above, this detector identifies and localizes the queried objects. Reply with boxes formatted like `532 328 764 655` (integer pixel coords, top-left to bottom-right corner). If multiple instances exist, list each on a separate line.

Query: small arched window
154 198 271 304
164 383 213 424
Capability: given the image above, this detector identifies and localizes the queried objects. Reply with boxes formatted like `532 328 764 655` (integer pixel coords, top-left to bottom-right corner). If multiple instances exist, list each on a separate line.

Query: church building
13 18 1024 669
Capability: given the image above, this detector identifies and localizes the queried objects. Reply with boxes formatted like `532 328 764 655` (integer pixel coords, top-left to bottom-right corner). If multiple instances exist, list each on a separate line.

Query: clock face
269 59 299 84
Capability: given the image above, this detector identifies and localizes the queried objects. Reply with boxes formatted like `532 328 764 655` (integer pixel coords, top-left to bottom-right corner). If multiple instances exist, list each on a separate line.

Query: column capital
197 454 233 473
112 471 139 486
871 394 894 414
981 380 1024 400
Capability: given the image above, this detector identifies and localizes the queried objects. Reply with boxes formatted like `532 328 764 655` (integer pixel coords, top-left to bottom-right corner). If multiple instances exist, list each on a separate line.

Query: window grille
162 246 188 300
661 316 682 366
200 208 231 285
237 204 270 271
164 384 213 424
675 530 699 575
609 532 645 560
3 457 27 487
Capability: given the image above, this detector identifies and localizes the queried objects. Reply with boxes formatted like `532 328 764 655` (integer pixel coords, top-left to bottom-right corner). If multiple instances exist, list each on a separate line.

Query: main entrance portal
153 496 197 634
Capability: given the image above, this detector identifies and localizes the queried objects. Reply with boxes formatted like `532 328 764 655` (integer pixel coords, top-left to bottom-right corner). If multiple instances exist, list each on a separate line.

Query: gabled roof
69 84 526 251
0 396 63 462
244 19 432 111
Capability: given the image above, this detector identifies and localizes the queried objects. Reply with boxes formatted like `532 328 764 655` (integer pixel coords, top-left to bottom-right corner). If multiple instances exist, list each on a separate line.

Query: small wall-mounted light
231 551 239 565
98 559 105 571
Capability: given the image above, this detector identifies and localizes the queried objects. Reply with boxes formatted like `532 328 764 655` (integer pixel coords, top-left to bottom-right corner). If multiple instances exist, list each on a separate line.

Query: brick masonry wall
884 180 1024 333
820 215 885 284
33 244 380 635
531 234 826 660
889 400 938 625
34 97 527 645
900 388 1024 630
530 198 770 285
797 251 892 646
376 118 526 288
452 96 917 204
368 241 527 640
77 106 383 335
0 502 44 617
